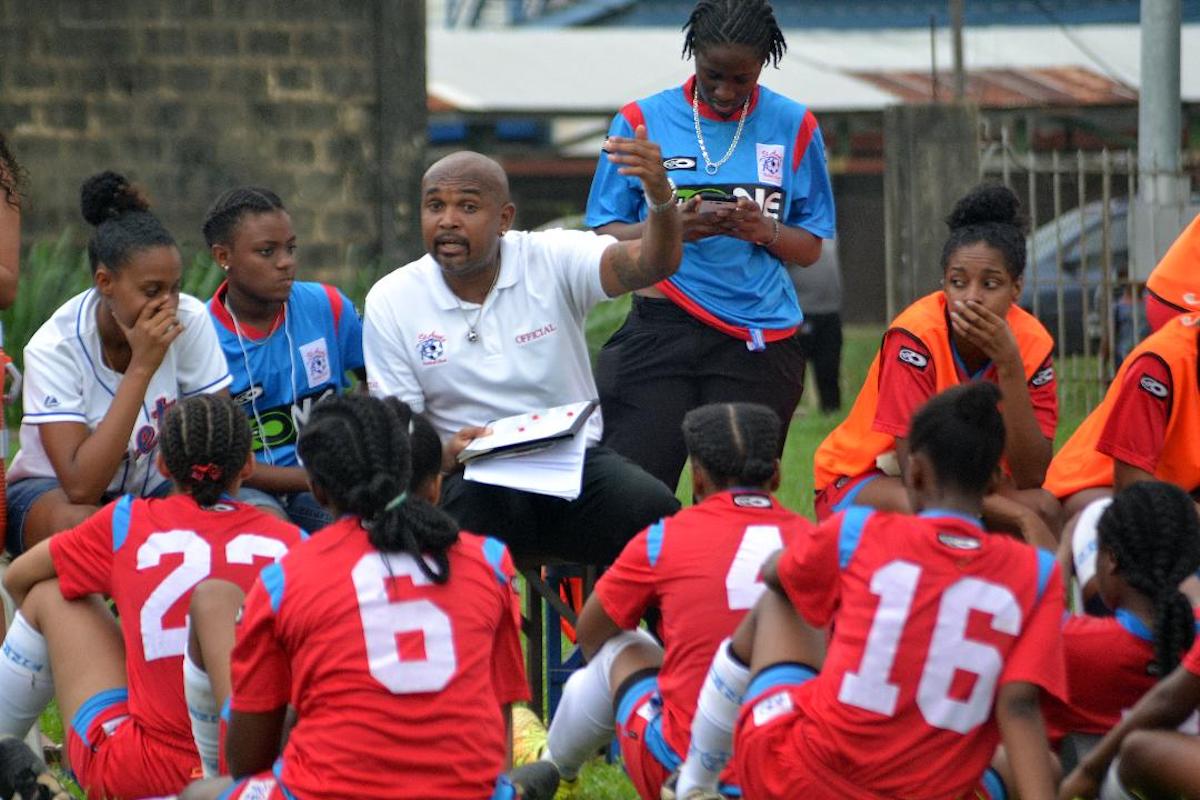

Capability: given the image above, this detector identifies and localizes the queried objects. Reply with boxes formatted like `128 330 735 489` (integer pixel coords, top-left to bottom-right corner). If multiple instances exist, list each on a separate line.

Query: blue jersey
209 281 364 467
586 78 836 338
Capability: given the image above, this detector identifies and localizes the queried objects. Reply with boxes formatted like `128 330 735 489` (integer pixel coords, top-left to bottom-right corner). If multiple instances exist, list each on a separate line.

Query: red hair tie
190 463 223 482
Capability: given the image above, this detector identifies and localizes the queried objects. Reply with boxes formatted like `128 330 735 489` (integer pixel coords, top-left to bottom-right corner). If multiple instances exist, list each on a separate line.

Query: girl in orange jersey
812 184 1058 543
1145 213 1200 332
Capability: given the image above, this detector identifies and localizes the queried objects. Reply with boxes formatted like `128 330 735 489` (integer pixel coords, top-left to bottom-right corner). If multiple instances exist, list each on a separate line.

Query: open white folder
461 401 597 500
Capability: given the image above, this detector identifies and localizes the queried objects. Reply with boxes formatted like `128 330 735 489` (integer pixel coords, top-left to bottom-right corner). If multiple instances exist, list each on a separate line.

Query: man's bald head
422 151 510 201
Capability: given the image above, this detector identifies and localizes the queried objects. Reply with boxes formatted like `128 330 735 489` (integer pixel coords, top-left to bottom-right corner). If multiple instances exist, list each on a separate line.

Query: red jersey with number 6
48 493 304 754
229 518 529 800
597 490 813 759
773 507 1067 797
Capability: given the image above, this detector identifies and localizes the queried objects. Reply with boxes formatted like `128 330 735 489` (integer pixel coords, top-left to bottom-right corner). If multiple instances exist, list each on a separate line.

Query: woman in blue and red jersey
587 0 835 492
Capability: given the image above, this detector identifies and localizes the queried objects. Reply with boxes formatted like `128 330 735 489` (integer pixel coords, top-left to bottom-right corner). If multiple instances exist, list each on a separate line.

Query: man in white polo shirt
364 133 682 564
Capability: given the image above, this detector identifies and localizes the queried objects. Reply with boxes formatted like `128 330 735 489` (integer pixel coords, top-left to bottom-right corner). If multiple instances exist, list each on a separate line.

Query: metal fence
978 124 1194 427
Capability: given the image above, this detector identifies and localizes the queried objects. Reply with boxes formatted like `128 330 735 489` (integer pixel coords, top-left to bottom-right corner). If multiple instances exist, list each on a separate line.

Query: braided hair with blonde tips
1098 481 1200 676
159 394 253 507
682 0 787 67
297 394 459 584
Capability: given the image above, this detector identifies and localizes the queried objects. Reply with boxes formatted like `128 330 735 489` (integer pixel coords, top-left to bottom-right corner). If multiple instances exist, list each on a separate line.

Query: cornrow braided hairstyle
159 394 253 507
682 402 781 488
907 382 1006 496
80 171 176 275
942 183 1030 281
202 186 286 247
297 394 459 584
1098 481 1200 676
0 132 25 209
682 0 787 67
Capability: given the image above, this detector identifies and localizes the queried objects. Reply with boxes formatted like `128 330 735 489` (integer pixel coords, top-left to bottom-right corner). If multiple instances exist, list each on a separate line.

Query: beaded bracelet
758 216 781 248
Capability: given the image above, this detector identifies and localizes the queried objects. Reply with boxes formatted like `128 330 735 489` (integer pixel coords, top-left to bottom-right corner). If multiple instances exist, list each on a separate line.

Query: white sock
544 629 659 780
676 639 751 797
0 612 55 738
183 650 220 778
1099 760 1140 800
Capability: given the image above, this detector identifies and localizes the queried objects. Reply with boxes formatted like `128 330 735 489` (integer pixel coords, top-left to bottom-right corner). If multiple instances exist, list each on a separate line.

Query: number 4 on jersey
726 525 785 611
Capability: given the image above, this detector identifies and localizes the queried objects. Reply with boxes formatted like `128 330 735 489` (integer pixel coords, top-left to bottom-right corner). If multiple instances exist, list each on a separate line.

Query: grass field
12 250 1108 799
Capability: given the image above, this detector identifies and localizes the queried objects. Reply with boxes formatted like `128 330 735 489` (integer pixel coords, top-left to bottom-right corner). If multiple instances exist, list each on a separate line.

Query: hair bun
945 183 1027 235
80 171 149 227
954 381 1002 425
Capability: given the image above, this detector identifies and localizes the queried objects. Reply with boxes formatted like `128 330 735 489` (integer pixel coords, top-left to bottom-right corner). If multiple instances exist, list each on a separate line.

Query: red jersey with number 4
48 494 303 754
774 507 1067 797
229 518 529 800
597 490 812 758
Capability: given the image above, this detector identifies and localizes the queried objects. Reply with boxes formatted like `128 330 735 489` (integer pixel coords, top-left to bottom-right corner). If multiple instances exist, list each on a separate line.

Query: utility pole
1133 0 1189 280
950 0 966 101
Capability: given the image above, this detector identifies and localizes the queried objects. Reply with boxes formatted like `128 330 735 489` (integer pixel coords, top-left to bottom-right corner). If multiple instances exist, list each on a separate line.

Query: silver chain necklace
692 85 750 176
455 261 500 344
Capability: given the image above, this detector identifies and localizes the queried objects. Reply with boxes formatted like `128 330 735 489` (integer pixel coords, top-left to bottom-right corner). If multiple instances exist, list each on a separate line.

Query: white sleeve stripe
22 411 87 420
181 373 233 397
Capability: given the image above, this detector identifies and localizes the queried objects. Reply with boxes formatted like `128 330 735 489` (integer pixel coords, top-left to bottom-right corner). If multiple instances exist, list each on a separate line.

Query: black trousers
595 296 807 491
440 445 679 566
797 311 843 413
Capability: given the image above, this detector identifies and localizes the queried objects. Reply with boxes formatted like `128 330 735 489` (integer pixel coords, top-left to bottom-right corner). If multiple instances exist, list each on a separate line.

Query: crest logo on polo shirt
756 143 784 187
417 331 447 366
299 338 331 388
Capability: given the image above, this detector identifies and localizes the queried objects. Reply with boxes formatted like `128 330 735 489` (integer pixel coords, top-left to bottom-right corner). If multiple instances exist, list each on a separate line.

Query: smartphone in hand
697 197 738 214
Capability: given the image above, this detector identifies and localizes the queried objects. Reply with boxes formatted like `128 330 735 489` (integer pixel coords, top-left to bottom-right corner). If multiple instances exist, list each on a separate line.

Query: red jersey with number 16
230 518 529 800
773 507 1067 797
596 490 813 758
48 494 303 755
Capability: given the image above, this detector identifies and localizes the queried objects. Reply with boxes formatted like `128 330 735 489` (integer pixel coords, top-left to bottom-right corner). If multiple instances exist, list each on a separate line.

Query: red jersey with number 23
48 494 303 754
230 518 529 800
597 490 813 758
773 507 1067 797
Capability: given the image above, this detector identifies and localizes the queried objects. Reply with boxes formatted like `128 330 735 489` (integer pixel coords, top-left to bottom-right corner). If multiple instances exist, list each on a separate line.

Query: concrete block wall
0 0 425 277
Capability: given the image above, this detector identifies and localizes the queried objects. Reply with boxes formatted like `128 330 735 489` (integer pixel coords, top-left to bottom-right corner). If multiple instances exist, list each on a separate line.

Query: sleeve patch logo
897 347 928 369
1139 374 1169 398
1030 366 1055 387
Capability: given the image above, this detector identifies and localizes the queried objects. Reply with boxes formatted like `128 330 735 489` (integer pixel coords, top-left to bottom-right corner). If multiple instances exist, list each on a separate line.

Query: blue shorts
5 477 61 556
218 762 519 800
5 478 171 556
235 487 331 534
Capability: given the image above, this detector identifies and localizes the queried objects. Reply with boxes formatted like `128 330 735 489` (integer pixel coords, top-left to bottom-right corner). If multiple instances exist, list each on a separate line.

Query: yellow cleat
511 705 549 768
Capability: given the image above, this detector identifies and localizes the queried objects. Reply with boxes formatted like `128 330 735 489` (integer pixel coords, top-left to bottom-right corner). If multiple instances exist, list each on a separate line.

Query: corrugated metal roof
853 66 1139 106
426 23 1199 113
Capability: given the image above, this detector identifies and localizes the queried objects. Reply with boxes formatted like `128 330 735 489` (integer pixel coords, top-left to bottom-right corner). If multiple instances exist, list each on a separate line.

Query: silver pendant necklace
692 85 750 176
456 260 501 344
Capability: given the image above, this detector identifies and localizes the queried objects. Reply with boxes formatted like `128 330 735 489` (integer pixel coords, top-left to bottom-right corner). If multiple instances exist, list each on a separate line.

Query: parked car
1020 198 1129 357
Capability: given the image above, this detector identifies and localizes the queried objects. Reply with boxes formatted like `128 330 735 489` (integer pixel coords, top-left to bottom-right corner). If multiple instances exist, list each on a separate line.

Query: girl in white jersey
4 171 230 555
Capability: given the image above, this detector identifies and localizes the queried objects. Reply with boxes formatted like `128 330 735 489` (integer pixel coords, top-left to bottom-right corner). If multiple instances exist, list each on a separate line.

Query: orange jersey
1147 214 1200 312
814 292 1055 491
1044 314 1200 498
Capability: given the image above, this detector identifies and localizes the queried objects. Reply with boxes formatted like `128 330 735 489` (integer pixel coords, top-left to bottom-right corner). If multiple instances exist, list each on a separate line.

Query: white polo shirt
364 228 615 446
9 290 232 496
